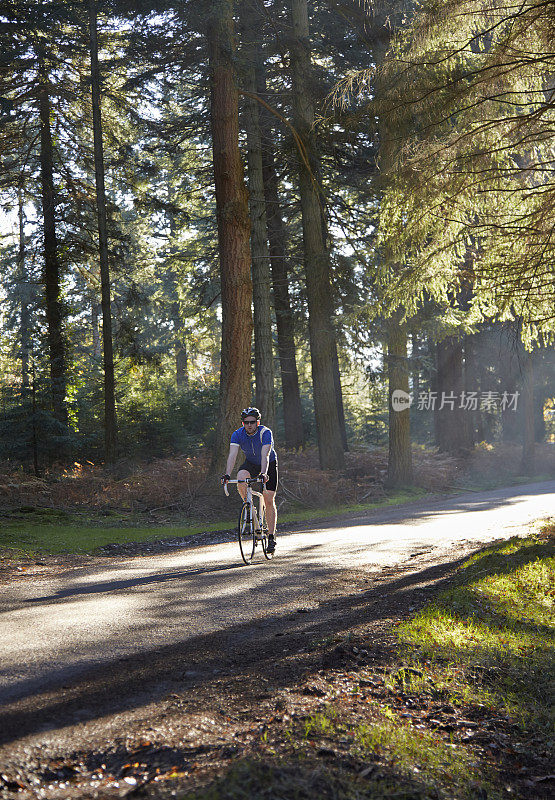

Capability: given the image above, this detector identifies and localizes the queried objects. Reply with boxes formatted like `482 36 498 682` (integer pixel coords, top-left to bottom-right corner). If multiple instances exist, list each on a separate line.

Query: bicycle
223 478 273 564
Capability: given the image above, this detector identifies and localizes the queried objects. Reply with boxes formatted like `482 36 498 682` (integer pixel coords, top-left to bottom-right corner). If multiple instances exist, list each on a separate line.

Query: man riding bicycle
221 407 278 554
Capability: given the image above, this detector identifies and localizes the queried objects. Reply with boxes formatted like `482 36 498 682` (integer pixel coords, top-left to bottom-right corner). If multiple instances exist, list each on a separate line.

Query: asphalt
1 480 553 711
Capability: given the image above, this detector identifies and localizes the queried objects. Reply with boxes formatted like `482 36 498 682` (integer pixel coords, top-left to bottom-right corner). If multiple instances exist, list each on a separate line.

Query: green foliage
116 381 219 460
1 0 553 471
0 367 218 467
377 0 555 341
0 384 89 467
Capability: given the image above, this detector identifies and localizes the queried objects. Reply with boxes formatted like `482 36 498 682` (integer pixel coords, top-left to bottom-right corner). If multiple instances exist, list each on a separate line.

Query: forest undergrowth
1 443 554 516
0 444 554 560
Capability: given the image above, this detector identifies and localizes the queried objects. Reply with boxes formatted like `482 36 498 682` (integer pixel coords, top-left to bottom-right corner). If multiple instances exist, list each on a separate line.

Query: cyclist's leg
263 489 276 535
236 468 250 501
237 461 258 500
263 461 278 536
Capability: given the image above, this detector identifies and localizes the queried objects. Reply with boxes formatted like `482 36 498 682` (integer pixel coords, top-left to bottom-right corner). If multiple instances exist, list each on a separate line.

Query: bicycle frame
224 478 272 564
224 478 266 532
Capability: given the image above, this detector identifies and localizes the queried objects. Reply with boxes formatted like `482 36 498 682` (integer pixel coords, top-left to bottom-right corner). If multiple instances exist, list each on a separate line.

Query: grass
454 472 555 493
0 488 426 557
180 525 554 800
298 703 482 796
0 517 239 557
398 528 555 734
181 760 365 800
354 717 482 795
183 699 487 800
280 487 425 524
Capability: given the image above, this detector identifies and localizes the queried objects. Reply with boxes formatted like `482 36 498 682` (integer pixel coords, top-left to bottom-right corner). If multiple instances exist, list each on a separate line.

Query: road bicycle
223 478 273 564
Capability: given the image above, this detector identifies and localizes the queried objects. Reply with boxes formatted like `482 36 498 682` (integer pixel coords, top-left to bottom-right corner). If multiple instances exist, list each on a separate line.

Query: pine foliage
377 0 555 341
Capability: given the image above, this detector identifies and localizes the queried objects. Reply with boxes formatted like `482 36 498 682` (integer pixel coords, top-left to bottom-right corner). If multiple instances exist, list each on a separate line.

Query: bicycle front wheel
238 502 255 564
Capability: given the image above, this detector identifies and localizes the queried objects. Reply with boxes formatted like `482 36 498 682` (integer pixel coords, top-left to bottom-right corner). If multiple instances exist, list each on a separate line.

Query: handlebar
223 477 261 497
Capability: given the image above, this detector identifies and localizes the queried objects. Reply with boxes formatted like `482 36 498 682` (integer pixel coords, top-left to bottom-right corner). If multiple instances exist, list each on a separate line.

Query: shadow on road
1 480 553 749
0 551 469 748
25 562 244 603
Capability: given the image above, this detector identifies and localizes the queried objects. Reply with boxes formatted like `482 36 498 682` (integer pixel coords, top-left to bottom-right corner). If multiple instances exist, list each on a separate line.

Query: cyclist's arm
224 443 240 476
260 443 271 478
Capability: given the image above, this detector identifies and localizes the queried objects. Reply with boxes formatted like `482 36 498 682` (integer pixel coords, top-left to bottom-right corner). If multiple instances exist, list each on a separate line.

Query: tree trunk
460 337 474 450
411 333 420 404
91 300 101 359
435 336 469 453
17 185 31 392
89 0 117 464
176 344 188 389
173 302 189 389
519 351 535 474
498 332 519 442
242 13 275 429
386 320 413 487
332 344 348 451
257 68 304 449
463 333 478 447
429 337 440 445
534 390 546 442
207 0 253 473
289 0 344 470
165 168 189 391
38 56 68 427
31 356 40 477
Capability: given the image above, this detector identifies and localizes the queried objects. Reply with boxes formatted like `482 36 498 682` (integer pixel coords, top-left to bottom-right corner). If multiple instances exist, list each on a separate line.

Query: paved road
1 481 553 708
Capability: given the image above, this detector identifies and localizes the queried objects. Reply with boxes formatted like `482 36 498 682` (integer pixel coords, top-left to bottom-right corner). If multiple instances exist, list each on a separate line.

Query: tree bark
38 55 68 427
91 300 101 359
435 336 469 454
534 389 546 442
332 344 348 450
386 320 413 487
207 0 253 473
242 13 275 430
411 333 420 405
31 356 40 477
17 185 31 392
497 331 519 442
165 167 189 391
463 333 478 447
519 351 535 474
257 68 305 449
176 344 189 389
289 0 344 470
89 0 117 464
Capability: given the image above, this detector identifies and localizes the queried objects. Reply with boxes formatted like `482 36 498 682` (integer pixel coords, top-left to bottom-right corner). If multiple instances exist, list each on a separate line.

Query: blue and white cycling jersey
230 425 277 466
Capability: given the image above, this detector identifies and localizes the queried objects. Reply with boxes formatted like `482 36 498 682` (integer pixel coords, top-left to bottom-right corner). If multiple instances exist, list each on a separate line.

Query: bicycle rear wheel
238 503 255 564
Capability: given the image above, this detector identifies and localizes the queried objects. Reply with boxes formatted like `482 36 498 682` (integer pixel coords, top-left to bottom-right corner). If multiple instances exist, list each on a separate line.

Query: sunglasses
243 419 257 425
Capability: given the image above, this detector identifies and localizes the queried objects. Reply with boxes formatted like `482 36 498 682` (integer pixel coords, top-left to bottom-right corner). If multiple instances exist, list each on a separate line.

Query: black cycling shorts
239 459 278 492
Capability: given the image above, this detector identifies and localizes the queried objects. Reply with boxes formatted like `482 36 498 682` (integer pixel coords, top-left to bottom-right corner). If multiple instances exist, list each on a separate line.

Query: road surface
1 480 553 713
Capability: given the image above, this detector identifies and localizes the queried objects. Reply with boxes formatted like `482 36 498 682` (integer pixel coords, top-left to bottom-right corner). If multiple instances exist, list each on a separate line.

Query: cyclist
221 407 278 554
